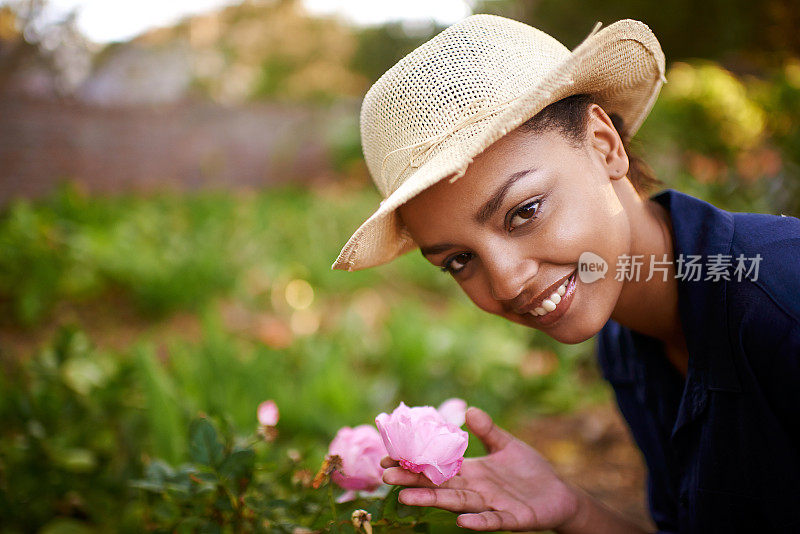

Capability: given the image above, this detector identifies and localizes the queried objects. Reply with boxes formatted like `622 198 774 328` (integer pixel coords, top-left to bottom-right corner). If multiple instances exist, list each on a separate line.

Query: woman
333 15 800 533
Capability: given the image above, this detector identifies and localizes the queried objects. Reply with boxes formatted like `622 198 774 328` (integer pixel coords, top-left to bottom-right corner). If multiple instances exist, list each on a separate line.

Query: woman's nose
483 248 539 302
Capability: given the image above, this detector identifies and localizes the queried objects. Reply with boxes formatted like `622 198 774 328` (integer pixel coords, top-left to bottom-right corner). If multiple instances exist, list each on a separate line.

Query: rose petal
336 490 357 503
417 427 468 465
421 457 464 486
329 424 387 491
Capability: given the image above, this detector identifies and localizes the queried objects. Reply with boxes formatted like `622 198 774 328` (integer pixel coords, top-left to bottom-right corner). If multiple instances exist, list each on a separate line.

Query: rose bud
257 400 279 427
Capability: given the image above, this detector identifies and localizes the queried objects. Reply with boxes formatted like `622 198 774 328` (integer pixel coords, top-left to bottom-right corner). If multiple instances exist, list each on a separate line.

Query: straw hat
332 14 666 271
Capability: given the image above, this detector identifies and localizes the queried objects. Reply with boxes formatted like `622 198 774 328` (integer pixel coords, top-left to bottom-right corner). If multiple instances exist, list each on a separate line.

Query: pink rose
375 402 469 486
329 425 387 502
437 398 467 427
257 400 279 427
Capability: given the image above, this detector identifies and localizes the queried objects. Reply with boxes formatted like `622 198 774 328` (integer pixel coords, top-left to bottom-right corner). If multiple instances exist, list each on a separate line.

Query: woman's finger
383 467 437 487
399 487 485 512
456 510 520 531
465 407 513 454
382 466 466 489
380 456 399 469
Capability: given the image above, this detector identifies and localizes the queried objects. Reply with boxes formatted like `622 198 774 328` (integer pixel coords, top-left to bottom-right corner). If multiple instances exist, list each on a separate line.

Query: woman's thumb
465 406 513 454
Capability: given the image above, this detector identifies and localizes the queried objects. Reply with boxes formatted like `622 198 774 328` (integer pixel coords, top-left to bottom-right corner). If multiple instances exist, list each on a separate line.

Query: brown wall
0 95 352 204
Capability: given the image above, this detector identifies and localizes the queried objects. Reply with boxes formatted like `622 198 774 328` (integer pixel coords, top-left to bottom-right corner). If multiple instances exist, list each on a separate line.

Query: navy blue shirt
596 189 800 533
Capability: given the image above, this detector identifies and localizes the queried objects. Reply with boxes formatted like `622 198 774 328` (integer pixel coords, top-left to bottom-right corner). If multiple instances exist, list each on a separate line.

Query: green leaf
182 467 216 484
362 498 384 520
380 486 459 528
266 498 291 508
198 523 223 534
189 418 224 467
61 357 107 396
397 501 426 520
53 447 97 473
214 493 234 512
417 507 458 525
129 479 166 493
169 466 207 497
152 499 181 523
381 486 418 524
219 447 255 484
39 518 94 534
135 346 185 463
195 482 217 497
145 459 175 484
176 518 206 533
163 482 192 499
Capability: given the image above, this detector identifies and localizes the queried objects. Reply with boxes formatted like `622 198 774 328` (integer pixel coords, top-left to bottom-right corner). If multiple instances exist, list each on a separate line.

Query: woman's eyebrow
474 167 538 224
420 243 456 257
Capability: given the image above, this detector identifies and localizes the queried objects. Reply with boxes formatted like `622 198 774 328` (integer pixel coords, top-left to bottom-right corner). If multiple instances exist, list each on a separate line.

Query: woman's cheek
555 196 628 266
459 274 505 316
541 207 597 262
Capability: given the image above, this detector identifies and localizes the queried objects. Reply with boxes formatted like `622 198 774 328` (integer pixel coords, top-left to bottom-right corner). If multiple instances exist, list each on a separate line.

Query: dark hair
518 94 662 196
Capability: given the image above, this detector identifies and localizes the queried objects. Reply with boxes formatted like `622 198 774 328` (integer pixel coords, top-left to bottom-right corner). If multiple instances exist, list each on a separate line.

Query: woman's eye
442 252 473 274
509 200 540 230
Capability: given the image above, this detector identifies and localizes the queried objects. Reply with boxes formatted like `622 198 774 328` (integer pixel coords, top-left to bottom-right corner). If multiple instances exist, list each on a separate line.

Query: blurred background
1 0 799 532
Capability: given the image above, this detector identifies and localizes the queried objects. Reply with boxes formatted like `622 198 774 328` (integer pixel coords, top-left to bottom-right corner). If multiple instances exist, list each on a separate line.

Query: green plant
0 327 145 532
133 415 468 533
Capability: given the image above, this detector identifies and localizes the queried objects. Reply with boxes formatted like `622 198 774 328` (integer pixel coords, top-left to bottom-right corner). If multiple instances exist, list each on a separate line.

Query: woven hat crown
334 14 666 271
364 16 572 198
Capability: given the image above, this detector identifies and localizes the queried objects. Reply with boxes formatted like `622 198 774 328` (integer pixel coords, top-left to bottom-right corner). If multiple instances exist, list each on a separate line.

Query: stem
327 482 339 533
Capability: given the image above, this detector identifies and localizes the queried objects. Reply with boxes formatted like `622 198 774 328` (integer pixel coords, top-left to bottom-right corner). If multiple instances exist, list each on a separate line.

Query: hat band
379 94 523 195
375 22 612 198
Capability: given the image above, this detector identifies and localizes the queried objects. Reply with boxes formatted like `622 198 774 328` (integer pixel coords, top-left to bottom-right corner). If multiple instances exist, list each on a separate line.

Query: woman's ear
587 104 629 181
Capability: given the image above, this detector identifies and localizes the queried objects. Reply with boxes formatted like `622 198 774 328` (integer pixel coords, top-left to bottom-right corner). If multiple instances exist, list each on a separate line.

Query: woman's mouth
527 269 578 326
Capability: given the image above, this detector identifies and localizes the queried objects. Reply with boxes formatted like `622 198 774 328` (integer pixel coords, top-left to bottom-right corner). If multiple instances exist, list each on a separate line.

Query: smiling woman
333 13 800 534
397 103 671 347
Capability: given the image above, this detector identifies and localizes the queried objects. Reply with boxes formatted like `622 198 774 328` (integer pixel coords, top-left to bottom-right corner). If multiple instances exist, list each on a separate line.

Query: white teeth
531 275 572 318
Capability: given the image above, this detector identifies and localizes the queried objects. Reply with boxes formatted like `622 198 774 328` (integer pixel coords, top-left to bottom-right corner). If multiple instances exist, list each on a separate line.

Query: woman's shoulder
723 210 800 389
724 212 800 442
727 209 800 324
655 188 800 334
731 208 800 253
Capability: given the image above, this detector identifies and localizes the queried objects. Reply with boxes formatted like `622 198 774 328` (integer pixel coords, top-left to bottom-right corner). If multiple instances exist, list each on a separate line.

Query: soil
515 404 654 531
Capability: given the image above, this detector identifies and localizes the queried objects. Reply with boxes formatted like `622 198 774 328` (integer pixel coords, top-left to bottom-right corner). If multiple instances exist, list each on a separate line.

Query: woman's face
397 105 632 344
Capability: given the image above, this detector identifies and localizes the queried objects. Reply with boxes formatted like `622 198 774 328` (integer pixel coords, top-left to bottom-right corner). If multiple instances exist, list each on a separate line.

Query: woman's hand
380 406 580 531
381 407 651 533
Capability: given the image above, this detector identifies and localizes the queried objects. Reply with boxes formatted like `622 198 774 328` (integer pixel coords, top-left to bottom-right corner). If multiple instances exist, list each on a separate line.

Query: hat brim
333 18 665 271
